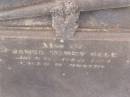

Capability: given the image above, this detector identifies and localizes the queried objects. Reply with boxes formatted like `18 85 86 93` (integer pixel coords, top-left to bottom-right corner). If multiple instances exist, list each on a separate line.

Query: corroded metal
51 0 80 38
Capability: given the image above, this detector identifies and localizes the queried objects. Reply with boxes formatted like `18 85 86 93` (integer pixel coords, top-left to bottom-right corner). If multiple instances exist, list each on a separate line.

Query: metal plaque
0 34 130 97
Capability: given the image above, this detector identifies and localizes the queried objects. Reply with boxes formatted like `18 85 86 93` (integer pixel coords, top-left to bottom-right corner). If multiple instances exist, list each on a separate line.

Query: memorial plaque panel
0 36 130 97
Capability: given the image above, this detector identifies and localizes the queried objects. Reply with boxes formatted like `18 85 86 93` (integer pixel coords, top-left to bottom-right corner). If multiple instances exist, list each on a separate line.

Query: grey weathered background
0 1 130 97
0 0 52 11
0 0 130 29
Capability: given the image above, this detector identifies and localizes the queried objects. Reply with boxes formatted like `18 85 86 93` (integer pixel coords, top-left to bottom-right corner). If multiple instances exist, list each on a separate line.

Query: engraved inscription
0 38 126 73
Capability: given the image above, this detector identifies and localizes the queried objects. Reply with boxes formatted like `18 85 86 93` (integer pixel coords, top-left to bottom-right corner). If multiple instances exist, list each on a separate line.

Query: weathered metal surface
0 0 52 11
0 0 130 20
0 0 130 97
0 34 130 97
